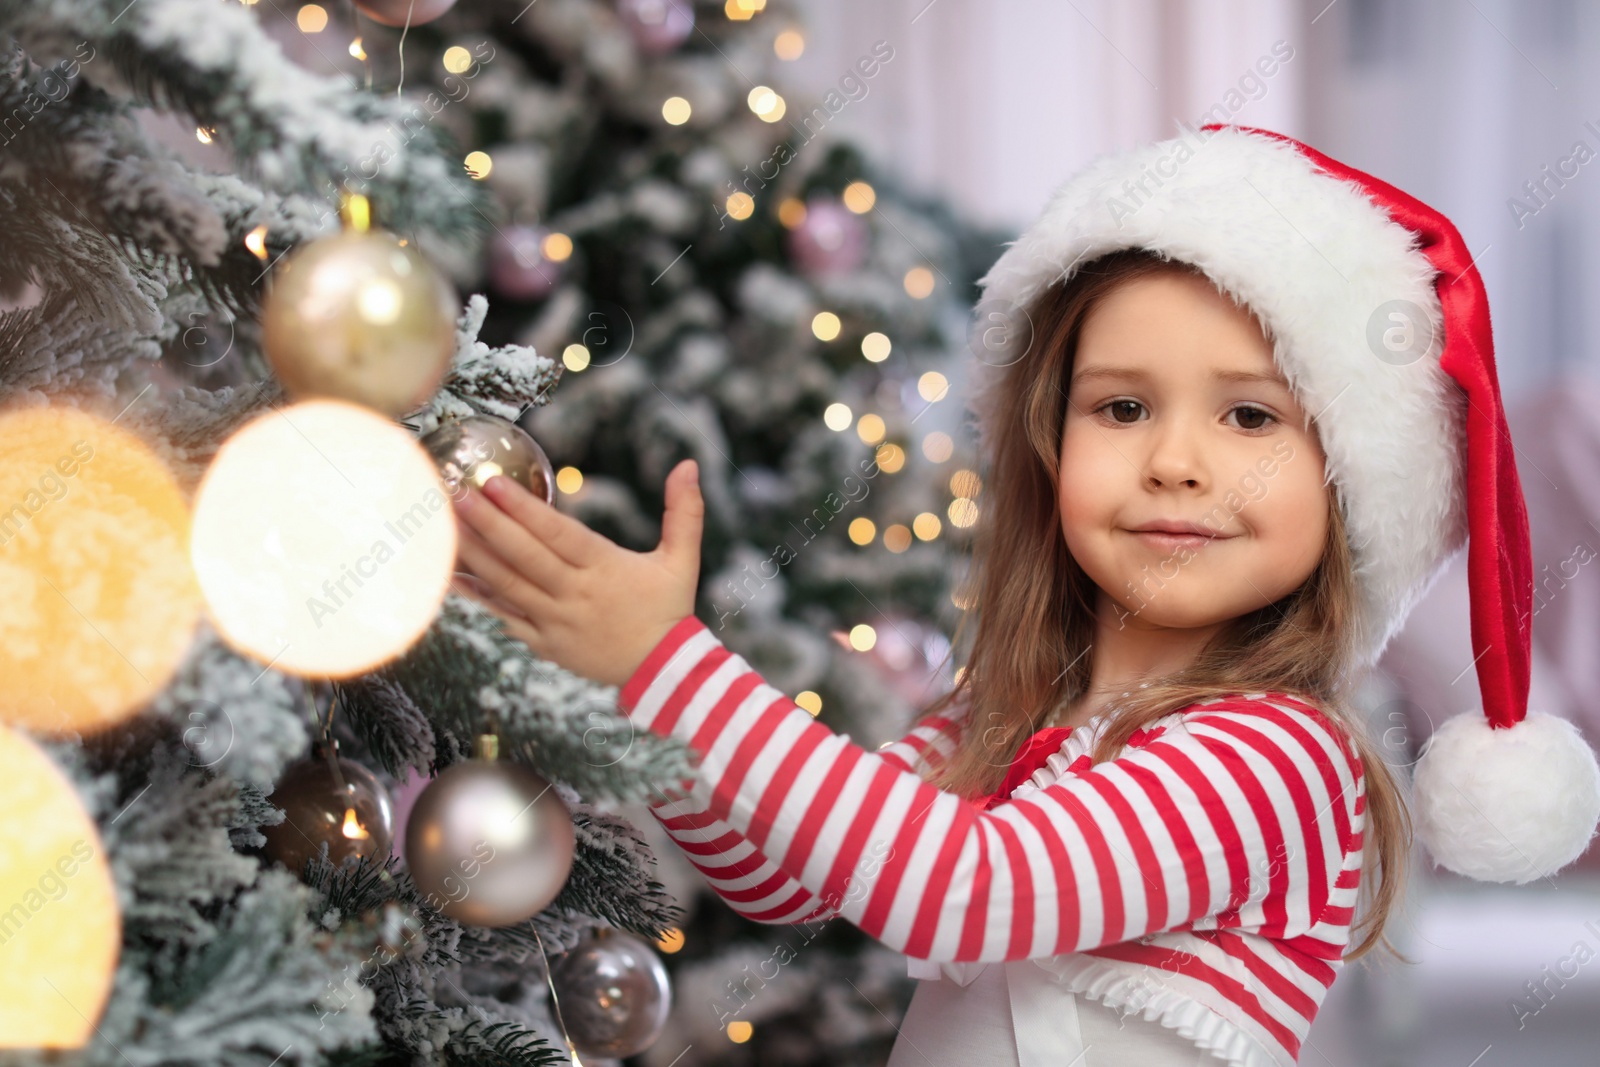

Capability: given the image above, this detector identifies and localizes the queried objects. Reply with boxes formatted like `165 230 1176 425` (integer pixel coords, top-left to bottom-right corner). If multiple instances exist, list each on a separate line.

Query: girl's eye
1229 405 1277 432
1097 399 1144 424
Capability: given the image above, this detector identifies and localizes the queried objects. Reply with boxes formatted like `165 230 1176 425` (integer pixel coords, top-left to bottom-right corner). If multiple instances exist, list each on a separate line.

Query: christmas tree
0 0 1002 1063
340 1 1004 1063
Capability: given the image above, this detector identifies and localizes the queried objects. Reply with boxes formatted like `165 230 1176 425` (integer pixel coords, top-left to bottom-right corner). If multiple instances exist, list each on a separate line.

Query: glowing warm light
950 469 981 497
747 85 778 115
728 1019 755 1042
917 371 949 402
662 96 692 124
811 311 840 341
0 725 119 1047
189 399 456 678
464 150 493 179
823 402 852 431
725 191 755 221
884 524 912 553
562 344 591 371
860 332 891 362
656 927 686 953
921 431 953 463
856 413 885 445
774 28 805 60
341 190 371 232
357 279 403 324
948 496 979 528
724 0 754 19
296 4 328 32
195 126 215 144
442 46 474 73
245 223 269 260
348 36 366 60
903 266 935 298
874 442 905 473
542 232 574 261
842 181 876 213
341 807 369 840
913 512 942 540
849 623 877 651
794 690 823 715
847 517 876 545
777 197 806 228
0 406 201 735
556 466 584 494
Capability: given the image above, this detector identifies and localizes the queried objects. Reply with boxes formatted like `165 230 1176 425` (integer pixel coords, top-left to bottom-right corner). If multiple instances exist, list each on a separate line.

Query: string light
860 332 891 362
811 311 840 341
542 232 573 261
904 266 935 298
348 37 367 60
823 402 852 431
921 431 953 463
913 512 942 540
777 197 806 228
244 224 269 260
442 46 473 73
774 28 805 60
874 442 905 473
848 624 877 651
662 95 692 125
562 344 590 371
848 517 876 545
195 126 216 144
842 181 876 213
656 927 686 953
724 191 754 221
883 524 912 553
855 413 885 445
464 151 493 179
948 497 979 528
794 690 823 714
950 469 981 497
727 1020 755 1043
555 467 584 494
917 371 949 402
746 85 785 122
296 3 327 32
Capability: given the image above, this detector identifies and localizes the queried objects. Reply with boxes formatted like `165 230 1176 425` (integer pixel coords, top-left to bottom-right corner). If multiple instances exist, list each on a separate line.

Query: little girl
449 124 1600 1066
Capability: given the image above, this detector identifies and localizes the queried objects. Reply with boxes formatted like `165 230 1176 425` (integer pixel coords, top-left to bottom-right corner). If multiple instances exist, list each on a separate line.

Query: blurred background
225 1 1600 1064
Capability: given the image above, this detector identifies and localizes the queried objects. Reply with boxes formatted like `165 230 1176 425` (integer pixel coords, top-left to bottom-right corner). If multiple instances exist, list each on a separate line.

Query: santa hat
968 122 1600 884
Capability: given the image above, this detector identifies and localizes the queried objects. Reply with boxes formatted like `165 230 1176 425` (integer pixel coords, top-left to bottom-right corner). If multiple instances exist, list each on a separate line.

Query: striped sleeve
636 647 968 926
620 615 1364 964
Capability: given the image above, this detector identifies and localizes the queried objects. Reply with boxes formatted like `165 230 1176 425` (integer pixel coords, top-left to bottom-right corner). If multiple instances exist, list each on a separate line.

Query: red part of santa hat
968 122 1600 882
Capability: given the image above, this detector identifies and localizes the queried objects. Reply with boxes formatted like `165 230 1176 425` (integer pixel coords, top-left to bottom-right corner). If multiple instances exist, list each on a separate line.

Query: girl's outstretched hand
449 458 703 689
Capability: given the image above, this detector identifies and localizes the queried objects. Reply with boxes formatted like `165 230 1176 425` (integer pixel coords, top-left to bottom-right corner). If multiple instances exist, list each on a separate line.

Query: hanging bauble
787 197 868 278
488 225 564 301
550 926 672 1059
422 413 555 502
353 0 458 26
405 736 575 927
260 745 395 877
616 0 694 55
262 226 457 417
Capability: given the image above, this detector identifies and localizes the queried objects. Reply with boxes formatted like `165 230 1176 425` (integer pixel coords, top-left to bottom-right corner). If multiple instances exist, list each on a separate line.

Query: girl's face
1058 270 1330 631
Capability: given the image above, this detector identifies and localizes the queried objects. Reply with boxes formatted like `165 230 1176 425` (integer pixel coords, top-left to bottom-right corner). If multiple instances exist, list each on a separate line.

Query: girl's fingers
454 487 571 597
479 475 603 567
455 520 559 615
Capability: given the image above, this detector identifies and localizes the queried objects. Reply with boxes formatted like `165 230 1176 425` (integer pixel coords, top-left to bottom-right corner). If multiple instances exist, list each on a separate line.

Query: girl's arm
642 701 968 926
621 614 1366 965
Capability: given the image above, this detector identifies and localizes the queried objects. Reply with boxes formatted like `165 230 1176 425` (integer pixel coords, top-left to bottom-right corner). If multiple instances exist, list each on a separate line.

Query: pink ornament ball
616 0 695 55
489 225 563 301
787 198 868 278
353 0 458 27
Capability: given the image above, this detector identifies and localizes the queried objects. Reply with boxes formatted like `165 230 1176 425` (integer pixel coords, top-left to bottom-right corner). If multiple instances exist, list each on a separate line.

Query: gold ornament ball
422 414 555 502
262 228 457 417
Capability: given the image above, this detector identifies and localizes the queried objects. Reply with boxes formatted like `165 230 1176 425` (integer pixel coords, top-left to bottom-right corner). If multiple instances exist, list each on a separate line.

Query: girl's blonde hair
923 247 1412 963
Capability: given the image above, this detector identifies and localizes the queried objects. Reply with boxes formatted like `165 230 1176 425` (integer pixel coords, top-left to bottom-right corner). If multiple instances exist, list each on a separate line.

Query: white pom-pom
1412 710 1600 883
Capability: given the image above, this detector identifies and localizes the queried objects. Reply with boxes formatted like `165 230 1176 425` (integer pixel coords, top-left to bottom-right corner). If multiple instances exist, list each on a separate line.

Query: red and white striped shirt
620 615 1367 1067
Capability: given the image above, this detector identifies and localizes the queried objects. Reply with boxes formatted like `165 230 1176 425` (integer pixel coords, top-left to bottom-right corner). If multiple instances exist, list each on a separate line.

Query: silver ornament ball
262 228 457 417
422 414 555 502
551 927 672 1059
404 756 575 927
